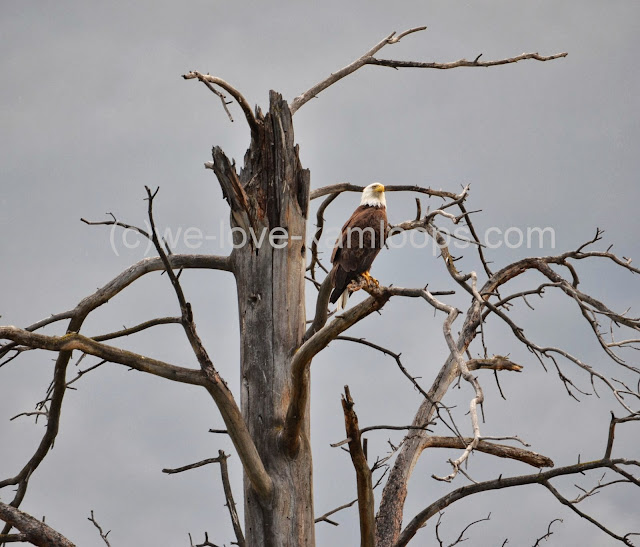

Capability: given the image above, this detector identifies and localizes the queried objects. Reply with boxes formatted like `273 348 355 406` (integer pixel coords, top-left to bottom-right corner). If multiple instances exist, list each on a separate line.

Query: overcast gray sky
1 2 639 545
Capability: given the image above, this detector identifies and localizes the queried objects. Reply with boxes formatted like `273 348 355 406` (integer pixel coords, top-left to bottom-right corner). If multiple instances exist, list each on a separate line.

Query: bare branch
189 531 221 547
144 186 273 502
162 457 225 474
91 316 182 342
467 356 523 373
0 501 75 547
216 451 246 547
421 436 553 469
284 285 392 455
88 510 111 547
605 413 640 459
290 27 427 114
163 452 245 547
542 480 634 546
303 276 333 342
436 512 491 547
0 254 232 362
531 519 563 547
81 212 150 240
396 457 637 546
308 192 339 282
341 386 375 547
0 327 208 386
290 25 565 115
315 498 358 526
310 183 462 201
182 72 259 136
367 51 568 71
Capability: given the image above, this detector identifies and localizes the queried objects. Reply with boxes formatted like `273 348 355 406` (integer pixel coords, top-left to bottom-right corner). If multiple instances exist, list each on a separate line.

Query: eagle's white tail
336 289 349 311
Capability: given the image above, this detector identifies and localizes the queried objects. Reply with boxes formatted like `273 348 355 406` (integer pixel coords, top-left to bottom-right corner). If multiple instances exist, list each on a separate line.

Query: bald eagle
330 183 388 309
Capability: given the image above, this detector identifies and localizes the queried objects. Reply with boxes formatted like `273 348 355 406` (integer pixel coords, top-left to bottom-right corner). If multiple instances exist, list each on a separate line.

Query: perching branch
284 285 393 456
309 183 463 201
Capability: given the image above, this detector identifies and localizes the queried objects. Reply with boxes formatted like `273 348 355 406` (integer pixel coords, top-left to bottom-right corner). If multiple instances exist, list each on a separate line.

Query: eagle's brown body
330 203 388 305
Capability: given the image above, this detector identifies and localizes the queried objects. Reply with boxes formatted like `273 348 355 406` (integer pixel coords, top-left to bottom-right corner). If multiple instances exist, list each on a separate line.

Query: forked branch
163 451 245 547
397 457 639 547
182 72 259 136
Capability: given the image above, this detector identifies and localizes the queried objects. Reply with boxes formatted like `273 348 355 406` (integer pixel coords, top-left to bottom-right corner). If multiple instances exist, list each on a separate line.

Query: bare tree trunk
213 91 313 546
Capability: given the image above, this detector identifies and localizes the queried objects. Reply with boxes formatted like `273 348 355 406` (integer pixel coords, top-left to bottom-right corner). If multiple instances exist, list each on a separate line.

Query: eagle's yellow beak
377 184 385 193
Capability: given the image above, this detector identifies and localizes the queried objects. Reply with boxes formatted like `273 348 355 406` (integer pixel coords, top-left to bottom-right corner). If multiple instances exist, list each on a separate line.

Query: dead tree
1 28 638 547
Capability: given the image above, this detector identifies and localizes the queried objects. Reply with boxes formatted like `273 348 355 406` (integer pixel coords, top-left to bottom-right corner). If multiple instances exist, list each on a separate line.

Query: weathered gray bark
211 92 313 546
0 501 75 547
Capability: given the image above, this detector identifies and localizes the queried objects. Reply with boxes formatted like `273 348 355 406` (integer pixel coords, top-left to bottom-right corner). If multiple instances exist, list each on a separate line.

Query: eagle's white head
360 182 387 208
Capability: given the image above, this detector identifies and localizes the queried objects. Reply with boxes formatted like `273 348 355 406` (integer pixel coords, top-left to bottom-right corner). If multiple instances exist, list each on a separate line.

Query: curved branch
396 458 635 547
284 286 393 455
303 276 333 342
308 192 339 281
289 283 458 456
0 254 232 360
91 317 182 342
182 72 259 136
541 480 634 546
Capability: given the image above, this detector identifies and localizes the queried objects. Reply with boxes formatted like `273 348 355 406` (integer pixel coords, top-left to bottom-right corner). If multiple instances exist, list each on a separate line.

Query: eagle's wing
329 206 387 304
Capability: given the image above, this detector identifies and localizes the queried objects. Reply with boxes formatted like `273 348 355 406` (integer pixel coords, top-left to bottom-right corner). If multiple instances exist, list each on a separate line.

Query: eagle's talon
361 271 380 288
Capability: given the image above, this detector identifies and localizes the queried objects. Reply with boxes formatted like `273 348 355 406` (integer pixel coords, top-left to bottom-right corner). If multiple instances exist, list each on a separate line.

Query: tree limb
0 501 75 547
182 72 259 136
284 285 392 456
309 183 462 201
421 436 553 469
0 254 232 362
290 27 427 114
163 452 245 547
144 186 273 503
88 511 111 547
341 386 375 547
290 26 566 115
0 327 208 386
396 458 637 546
369 51 567 71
